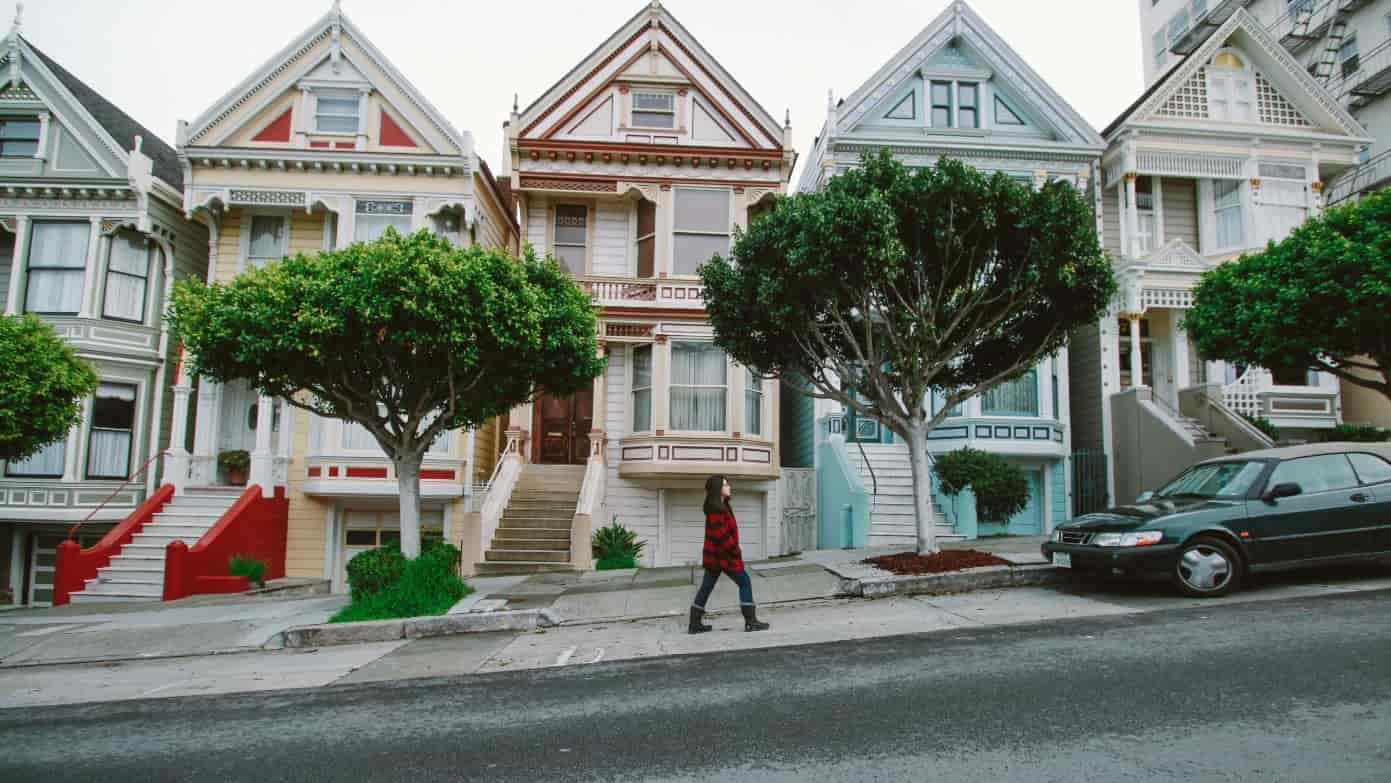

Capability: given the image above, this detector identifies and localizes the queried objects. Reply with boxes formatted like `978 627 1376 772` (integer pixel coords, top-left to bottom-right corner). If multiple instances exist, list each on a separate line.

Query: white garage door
666 490 765 566
339 508 445 589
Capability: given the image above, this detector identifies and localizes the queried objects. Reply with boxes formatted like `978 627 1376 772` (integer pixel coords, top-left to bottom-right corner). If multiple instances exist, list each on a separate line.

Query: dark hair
703 475 730 515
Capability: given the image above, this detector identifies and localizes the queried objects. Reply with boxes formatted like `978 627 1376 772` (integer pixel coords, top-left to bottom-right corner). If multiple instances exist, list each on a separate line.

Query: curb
278 608 564 649
836 564 1066 598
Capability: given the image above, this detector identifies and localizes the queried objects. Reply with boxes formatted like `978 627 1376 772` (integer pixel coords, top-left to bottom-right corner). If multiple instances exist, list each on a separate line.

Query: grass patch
330 542 472 623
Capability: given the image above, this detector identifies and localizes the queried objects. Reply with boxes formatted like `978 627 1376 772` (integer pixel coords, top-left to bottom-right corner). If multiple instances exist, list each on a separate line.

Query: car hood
1064 498 1242 531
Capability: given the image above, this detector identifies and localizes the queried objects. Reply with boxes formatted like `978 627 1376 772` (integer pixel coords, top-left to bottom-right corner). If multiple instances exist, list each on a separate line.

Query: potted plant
218 449 251 486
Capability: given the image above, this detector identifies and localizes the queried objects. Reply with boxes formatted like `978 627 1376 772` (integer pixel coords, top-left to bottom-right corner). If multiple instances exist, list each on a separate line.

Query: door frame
531 390 593 465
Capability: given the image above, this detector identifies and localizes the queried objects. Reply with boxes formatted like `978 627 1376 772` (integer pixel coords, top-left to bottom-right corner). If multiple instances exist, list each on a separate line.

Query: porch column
191 378 223 485
78 217 102 318
276 398 295 488
1128 315 1145 388
591 342 608 451
164 353 193 495
1124 173 1141 259
249 394 275 497
4 215 31 314
1172 313 1191 392
652 335 671 434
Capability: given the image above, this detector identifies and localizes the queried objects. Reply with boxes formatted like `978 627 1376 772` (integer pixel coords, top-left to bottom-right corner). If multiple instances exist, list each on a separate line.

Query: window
432 211 462 246
981 368 1039 417
1349 453 1391 485
1153 31 1169 70
6 438 66 478
635 199 656 278
86 383 137 480
632 92 676 129
1133 176 1156 254
670 342 727 432
553 204 587 273
248 215 287 266
1208 57 1254 122
354 200 412 243
931 389 963 418
1287 0 1314 16
25 221 89 314
1214 179 1244 249
342 420 378 451
673 188 730 276
1271 365 1319 387
315 92 360 134
103 232 152 322
1266 454 1359 494
1168 8 1191 45
957 83 979 129
632 345 652 432
1156 460 1266 499
995 96 1025 126
0 118 39 157
1339 34 1360 77
930 81 953 128
744 368 763 436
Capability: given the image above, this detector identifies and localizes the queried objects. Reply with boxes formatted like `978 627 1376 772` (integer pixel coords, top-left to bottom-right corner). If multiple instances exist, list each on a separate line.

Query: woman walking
689 475 770 634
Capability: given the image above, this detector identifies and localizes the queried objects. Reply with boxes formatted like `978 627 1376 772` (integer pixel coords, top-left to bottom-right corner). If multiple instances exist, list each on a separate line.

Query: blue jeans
693 568 755 609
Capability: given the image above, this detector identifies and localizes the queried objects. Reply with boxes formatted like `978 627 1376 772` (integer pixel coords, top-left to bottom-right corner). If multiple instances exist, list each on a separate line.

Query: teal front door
843 406 892 444
980 468 1043 536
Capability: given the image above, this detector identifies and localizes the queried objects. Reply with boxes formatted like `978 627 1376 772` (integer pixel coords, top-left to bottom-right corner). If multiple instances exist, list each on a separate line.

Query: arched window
1207 50 1254 123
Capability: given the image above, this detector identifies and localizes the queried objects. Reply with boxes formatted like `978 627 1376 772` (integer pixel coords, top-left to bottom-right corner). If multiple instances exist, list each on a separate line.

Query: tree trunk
397 451 423 559
905 424 939 555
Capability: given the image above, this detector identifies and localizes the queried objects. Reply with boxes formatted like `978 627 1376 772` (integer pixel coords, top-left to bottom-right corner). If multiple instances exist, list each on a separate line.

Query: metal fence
1072 449 1110 516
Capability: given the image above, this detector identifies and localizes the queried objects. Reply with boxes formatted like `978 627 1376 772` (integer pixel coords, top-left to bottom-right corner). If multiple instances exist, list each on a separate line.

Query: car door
1244 454 1364 563
1346 451 1391 555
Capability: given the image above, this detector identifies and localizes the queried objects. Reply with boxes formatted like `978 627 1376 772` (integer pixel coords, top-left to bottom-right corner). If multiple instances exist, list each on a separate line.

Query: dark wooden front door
534 391 593 465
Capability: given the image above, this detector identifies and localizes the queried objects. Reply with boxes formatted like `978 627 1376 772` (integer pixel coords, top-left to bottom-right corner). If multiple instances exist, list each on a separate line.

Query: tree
932 447 1030 524
170 230 605 558
1187 188 1391 403
700 152 1113 553
0 314 99 462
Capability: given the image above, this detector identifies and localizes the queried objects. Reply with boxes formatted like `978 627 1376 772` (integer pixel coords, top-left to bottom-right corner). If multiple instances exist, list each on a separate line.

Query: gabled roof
1102 9 1367 140
15 37 182 189
833 0 1103 148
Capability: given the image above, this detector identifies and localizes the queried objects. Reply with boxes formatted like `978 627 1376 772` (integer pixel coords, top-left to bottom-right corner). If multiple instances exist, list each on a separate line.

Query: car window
1266 454 1360 494
1156 460 1265 499
1348 452 1391 485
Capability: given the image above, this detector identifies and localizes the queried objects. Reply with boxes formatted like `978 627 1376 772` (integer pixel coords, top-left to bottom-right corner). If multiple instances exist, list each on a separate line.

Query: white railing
477 433 524 551
576 276 705 309
1327 35 1391 103
572 434 607 570
1223 367 1269 421
1326 148 1391 206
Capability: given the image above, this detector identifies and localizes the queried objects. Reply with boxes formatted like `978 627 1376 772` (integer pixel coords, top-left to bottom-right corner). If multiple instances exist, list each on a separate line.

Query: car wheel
1172 536 1242 598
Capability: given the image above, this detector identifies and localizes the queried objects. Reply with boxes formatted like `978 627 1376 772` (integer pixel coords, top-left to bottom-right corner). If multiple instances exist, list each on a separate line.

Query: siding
1159 178 1199 248
1101 185 1122 259
288 211 325 254
0 234 12 311
601 348 660 564
525 195 547 252
779 381 815 468
1051 459 1067 524
215 211 243 283
285 406 330 578
1067 321 1104 452
590 200 629 276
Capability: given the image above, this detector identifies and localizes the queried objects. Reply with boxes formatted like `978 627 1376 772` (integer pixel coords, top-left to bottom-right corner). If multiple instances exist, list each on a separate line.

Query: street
3 587 1389 782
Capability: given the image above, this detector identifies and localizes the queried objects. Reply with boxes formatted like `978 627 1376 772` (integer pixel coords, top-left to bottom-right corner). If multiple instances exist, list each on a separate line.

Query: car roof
1198 442 1391 465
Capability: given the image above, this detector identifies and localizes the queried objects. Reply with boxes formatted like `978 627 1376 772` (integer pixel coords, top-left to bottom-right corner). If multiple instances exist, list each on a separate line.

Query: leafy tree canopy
0 314 99 462
1187 188 1391 402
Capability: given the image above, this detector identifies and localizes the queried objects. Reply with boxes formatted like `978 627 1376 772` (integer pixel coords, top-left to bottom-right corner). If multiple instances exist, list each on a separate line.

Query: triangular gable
518 3 784 150
0 79 36 100
566 96 614 137
691 96 736 142
1126 9 1363 137
184 6 468 156
835 1 1102 147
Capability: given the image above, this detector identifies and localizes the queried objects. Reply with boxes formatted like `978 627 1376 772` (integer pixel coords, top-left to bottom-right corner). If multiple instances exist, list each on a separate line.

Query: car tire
1172 536 1242 598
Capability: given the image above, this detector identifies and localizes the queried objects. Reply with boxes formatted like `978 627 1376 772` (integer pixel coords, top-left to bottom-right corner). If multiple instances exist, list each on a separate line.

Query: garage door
666 491 765 566
339 509 444 589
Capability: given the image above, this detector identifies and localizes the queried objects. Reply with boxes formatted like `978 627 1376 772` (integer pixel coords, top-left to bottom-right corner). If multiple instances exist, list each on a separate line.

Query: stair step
474 562 575 576
492 527 571 539
498 517 574 529
120 544 169 558
490 537 570 552
82 579 163 597
69 593 159 604
140 523 217 539
129 534 202 548
93 566 164 582
484 549 570 564
109 554 165 569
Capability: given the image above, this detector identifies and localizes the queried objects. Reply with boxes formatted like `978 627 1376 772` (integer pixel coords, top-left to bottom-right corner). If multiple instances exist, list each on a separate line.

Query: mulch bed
864 549 1011 576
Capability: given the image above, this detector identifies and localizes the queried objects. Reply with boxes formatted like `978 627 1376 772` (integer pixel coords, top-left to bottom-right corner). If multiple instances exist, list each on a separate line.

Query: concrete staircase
846 443 966 547
476 464 584 576
69 487 243 604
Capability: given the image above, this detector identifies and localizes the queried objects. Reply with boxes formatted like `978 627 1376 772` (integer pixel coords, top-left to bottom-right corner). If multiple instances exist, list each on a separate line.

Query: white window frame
1212 178 1245 251
314 90 361 135
353 199 414 244
631 344 653 434
671 187 731 278
1207 50 1255 122
23 220 90 315
85 382 138 480
240 210 290 272
0 117 40 158
744 367 764 437
630 91 676 130
552 204 588 273
669 341 728 434
102 231 153 324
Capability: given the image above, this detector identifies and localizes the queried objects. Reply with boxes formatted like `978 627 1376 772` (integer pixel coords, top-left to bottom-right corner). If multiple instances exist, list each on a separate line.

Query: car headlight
1093 531 1164 547
1052 530 1064 543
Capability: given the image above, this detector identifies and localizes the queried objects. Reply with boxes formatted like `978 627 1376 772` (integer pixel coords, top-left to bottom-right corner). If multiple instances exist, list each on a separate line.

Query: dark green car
1042 443 1391 597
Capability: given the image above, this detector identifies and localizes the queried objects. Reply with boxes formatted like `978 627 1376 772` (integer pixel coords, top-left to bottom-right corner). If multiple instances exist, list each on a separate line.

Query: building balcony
302 455 467 498
1271 0 1336 55
0 478 145 522
1334 37 1391 108
31 316 161 360
925 417 1068 458
575 276 704 311
1325 148 1391 206
616 433 778 480
1169 0 1256 56
1222 368 1340 430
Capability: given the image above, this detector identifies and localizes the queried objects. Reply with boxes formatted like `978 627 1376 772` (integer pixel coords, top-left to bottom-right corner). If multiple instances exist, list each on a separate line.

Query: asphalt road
3 589 1389 782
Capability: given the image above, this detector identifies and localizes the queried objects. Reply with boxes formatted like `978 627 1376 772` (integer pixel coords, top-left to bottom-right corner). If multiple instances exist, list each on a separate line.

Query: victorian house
479 1 797 570
792 1 1103 549
0 19 210 605
1071 10 1370 509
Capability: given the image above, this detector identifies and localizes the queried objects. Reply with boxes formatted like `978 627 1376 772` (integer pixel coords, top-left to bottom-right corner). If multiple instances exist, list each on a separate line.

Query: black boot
688 606 712 634
741 605 769 632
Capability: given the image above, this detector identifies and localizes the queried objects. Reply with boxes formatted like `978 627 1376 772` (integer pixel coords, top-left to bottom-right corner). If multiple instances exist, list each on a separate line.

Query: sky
22 0 1143 182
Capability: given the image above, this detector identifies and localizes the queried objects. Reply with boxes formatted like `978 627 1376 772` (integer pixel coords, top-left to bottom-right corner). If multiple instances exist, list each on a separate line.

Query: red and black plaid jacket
702 508 744 573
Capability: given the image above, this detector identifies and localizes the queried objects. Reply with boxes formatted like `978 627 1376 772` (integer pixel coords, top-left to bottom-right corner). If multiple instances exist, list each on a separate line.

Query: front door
534 391 593 465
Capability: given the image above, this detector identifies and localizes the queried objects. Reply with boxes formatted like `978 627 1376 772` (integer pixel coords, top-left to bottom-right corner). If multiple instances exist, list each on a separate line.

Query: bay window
0 118 40 157
982 368 1039 417
673 188 729 276
103 231 152 322
354 200 412 243
632 345 652 433
86 383 137 480
6 438 66 478
25 221 88 314
248 214 287 267
315 92 360 134
670 342 726 432
1213 179 1244 249
744 368 763 436
553 204 587 273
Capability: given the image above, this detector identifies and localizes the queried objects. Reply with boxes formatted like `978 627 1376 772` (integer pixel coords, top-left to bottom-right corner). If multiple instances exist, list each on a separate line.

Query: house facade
791 0 1103 547
489 1 797 569
1072 10 1370 508
169 3 518 593
0 22 210 605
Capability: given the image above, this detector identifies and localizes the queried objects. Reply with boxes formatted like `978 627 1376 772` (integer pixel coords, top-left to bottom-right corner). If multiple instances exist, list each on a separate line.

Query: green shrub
1241 414 1280 442
332 542 470 623
1323 423 1391 443
345 545 407 603
592 519 645 563
933 447 1030 523
596 554 637 571
228 554 267 587
217 449 250 473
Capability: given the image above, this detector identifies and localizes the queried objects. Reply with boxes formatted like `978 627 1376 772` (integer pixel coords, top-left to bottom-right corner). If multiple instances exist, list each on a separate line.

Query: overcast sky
24 0 1142 181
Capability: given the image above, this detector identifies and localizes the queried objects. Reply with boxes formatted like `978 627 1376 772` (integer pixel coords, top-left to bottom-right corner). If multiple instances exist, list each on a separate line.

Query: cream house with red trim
167 2 518 591
478 1 798 571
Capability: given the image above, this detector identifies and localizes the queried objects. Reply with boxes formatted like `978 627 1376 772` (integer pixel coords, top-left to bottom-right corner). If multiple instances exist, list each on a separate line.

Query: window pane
634 346 653 432
960 107 978 129
432 213 462 246
636 199 656 237
633 93 675 111
636 236 654 278
931 107 952 127
103 272 147 321
427 430 451 455
1267 454 1359 494
343 421 379 451
316 116 358 134
86 429 132 479
345 530 376 546
554 205 587 244
633 389 652 432
553 244 584 274
30 222 89 268
632 111 675 128
674 189 729 233
8 438 66 477
353 214 411 243
673 233 729 276
958 83 978 108
107 233 148 276
633 345 652 388
671 388 726 431
745 368 763 435
0 140 36 157
25 269 84 313
672 342 726 385
91 383 136 429
981 369 1039 416
1349 453 1391 485
0 120 39 140
931 82 952 106
249 216 285 258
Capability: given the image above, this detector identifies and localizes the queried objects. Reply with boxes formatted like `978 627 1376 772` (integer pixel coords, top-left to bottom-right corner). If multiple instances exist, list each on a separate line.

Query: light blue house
786 0 1105 548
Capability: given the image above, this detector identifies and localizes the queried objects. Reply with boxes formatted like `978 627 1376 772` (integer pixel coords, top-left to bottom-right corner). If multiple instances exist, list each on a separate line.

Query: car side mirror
1264 482 1302 502
1135 491 1155 504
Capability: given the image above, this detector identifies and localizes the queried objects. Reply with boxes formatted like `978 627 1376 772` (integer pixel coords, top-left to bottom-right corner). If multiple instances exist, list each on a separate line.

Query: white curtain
354 211 412 243
671 342 727 432
25 221 89 313
248 216 285 265
86 429 132 479
1257 180 1308 246
632 346 652 432
103 232 150 321
342 421 379 451
1214 179 1244 249
982 369 1039 416
744 368 763 435
7 438 66 477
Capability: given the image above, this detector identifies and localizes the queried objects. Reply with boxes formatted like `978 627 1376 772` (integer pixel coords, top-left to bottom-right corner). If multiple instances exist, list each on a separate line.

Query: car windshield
1154 460 1266 500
